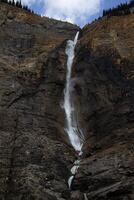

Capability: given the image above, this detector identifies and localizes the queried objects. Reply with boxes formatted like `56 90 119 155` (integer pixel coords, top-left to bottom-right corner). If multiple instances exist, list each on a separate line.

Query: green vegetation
0 0 34 14
83 1 134 31
103 0 134 17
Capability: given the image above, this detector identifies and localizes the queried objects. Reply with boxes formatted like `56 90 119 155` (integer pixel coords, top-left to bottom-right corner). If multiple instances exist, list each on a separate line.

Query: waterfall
68 176 74 189
63 31 84 152
63 32 84 189
84 193 88 200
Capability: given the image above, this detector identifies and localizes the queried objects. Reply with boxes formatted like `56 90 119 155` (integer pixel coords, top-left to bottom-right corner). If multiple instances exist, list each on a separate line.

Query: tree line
103 0 134 17
0 0 34 14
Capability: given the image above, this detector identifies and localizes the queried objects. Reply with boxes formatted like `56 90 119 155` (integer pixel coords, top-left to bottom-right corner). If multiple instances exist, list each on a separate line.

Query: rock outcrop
0 2 134 200
71 15 134 199
0 2 79 200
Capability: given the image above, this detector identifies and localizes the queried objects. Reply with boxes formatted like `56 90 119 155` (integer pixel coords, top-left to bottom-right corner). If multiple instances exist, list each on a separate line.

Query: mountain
0 2 134 200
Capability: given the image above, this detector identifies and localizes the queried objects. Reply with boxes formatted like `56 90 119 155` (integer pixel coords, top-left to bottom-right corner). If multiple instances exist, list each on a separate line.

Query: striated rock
71 191 84 200
71 14 134 200
0 2 79 200
0 2 134 200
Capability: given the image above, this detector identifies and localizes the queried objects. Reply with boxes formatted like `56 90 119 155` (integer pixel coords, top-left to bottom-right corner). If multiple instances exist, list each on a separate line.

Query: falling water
63 31 83 152
63 32 84 189
84 193 88 200
68 176 74 189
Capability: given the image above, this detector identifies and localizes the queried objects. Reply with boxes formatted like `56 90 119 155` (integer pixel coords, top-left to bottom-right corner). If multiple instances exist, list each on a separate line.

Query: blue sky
19 0 130 27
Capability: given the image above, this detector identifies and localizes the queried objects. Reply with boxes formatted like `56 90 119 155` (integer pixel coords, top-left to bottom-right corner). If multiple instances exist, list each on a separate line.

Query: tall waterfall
63 32 83 152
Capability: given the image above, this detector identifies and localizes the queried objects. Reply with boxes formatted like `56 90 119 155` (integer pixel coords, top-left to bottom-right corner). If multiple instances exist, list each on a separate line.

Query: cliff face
0 3 79 200
0 2 134 200
71 15 134 199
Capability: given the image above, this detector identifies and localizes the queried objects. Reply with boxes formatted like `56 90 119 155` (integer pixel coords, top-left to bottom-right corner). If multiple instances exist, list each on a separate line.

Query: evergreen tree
0 0 36 15
102 1 133 17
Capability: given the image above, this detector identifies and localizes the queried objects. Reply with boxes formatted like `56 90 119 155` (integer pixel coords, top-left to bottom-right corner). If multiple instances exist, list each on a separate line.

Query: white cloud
23 0 36 5
15 0 41 6
16 0 101 26
43 0 101 26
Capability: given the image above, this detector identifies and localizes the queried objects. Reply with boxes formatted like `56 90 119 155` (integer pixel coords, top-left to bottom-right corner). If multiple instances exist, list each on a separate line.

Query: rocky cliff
0 2 134 200
72 14 134 200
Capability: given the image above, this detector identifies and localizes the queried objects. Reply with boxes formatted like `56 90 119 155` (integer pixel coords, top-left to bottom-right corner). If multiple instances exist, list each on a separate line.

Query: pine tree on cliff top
0 0 35 14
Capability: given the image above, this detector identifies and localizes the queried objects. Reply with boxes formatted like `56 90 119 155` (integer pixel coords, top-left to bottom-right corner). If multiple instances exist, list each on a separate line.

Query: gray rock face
70 15 134 200
0 2 134 200
0 2 79 200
